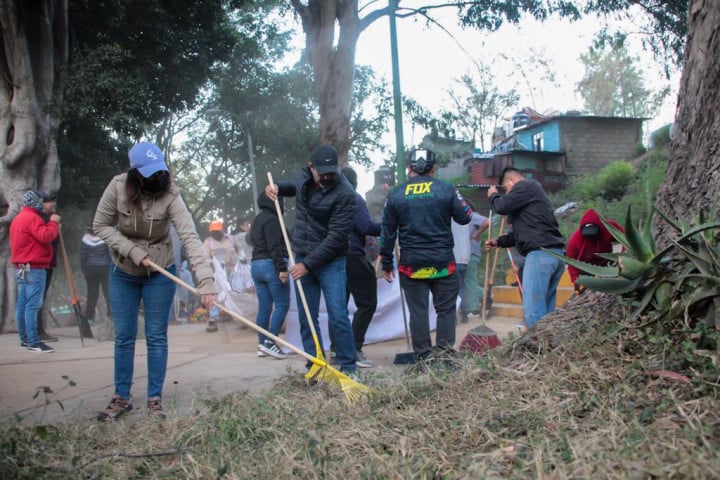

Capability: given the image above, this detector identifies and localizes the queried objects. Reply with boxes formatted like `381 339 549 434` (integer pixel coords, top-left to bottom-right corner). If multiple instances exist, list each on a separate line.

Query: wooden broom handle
145 259 318 364
266 172 324 357
489 216 506 285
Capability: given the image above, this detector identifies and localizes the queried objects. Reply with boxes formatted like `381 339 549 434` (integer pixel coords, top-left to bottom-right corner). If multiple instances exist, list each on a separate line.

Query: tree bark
291 0 385 166
0 0 67 332
655 1 720 241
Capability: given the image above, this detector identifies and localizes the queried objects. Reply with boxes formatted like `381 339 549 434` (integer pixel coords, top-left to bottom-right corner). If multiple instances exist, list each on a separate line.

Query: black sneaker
39 331 59 342
20 341 28 348
259 340 288 359
27 342 54 353
97 395 133 421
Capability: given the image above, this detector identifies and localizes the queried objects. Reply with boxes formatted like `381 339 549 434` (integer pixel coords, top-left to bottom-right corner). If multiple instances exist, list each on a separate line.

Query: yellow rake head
304 361 370 404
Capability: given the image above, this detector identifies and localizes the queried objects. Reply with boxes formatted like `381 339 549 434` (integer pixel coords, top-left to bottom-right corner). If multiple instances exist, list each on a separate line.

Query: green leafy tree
0 0 241 330
576 34 668 117
444 64 520 151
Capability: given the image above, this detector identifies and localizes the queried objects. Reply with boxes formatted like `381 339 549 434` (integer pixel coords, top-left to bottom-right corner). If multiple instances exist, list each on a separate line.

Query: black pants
399 273 459 358
346 255 378 350
84 265 111 319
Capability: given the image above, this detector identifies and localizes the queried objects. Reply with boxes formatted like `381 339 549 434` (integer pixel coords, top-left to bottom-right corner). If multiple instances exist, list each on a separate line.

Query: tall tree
287 1 686 165
576 34 668 117
445 65 520 151
0 0 239 331
655 1 720 233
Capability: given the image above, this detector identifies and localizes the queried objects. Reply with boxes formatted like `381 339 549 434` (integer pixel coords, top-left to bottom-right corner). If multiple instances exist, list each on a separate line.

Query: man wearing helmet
379 148 474 367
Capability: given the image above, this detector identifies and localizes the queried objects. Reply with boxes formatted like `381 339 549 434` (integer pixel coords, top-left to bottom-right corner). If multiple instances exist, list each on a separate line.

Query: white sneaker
355 350 377 368
259 340 288 359
257 344 267 357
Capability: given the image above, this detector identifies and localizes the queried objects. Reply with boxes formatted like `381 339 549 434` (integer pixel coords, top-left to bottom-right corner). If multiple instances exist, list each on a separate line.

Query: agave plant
547 204 720 324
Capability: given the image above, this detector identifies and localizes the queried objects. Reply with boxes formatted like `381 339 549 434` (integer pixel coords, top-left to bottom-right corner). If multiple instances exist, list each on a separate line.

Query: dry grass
2 294 719 479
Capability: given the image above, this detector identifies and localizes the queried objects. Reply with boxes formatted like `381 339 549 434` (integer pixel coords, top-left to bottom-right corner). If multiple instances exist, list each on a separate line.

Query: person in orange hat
203 220 240 332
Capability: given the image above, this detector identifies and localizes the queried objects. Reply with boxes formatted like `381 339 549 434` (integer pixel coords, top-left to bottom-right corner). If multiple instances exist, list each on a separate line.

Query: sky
341 3 681 195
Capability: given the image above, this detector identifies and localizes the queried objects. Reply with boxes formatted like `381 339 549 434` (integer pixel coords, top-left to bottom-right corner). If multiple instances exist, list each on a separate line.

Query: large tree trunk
0 1 67 332
655 1 720 239
291 0 387 166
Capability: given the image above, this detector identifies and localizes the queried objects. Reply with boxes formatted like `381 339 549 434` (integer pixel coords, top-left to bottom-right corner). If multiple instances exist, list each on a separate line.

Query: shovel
58 231 94 344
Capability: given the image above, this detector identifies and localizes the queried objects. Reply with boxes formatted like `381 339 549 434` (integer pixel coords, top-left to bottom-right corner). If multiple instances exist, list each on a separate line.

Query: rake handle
145 259 319 365
489 216 506 286
266 173 325 359
481 211 493 324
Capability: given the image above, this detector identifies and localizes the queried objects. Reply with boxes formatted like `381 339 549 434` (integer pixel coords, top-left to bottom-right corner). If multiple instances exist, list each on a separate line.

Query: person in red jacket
10 190 62 353
565 208 623 294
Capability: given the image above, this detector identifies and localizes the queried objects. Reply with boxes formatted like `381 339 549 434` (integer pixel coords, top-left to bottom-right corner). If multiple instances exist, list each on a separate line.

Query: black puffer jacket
250 194 288 272
276 166 356 272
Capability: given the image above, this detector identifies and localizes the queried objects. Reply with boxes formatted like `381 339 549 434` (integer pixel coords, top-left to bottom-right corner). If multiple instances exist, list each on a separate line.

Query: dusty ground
0 314 521 425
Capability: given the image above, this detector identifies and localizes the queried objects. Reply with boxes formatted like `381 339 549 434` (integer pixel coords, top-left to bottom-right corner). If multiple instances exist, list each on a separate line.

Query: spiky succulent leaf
655 208 687 234
543 249 620 277
623 205 654 262
577 275 643 294
652 281 673 311
617 255 654 280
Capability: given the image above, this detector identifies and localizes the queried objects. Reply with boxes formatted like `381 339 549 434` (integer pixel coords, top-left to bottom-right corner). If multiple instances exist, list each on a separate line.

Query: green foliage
576 33 669 117
597 160 634 201
650 124 672 148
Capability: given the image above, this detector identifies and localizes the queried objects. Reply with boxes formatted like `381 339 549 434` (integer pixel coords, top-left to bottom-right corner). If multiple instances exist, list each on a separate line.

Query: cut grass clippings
1 293 719 479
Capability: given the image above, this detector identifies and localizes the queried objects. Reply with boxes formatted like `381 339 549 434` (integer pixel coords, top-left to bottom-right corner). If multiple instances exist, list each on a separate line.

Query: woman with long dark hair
93 142 216 420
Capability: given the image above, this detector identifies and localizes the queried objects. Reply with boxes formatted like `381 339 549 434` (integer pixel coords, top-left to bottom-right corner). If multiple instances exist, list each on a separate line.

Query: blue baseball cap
128 142 169 178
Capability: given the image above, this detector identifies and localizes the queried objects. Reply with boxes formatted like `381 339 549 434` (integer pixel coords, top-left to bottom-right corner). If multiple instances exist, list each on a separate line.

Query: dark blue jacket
489 178 565 256
79 234 111 272
276 166 356 272
348 191 381 257
380 174 473 277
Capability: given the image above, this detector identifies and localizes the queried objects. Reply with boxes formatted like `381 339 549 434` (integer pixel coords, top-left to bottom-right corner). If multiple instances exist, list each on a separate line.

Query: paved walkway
0 315 520 425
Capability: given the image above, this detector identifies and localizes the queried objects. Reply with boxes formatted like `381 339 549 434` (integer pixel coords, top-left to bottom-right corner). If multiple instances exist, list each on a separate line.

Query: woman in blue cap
93 142 217 421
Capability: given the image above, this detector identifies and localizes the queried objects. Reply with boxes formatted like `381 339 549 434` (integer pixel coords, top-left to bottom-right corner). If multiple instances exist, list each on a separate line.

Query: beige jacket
93 173 216 295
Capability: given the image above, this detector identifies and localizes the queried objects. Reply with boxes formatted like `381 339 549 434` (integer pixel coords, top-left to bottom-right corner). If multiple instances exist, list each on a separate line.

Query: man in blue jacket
265 145 358 374
341 166 381 368
380 149 474 364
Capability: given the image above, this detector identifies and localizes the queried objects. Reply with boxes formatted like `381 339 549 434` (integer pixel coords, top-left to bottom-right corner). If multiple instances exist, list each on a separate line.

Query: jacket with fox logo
380 175 473 278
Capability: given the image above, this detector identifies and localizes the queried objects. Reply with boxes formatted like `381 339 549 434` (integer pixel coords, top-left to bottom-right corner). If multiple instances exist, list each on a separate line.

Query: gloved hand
574 283 586 295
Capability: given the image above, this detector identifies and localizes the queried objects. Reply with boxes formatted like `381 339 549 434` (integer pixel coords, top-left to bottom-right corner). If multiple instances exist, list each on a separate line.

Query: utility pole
389 0 405 183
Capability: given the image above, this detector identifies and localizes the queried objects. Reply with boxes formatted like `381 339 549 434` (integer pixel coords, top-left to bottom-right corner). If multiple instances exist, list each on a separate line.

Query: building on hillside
464 109 645 191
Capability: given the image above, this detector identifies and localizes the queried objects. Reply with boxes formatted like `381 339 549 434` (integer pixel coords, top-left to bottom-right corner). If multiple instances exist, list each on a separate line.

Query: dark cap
38 192 57 202
498 166 521 184
311 145 339 175
581 223 600 237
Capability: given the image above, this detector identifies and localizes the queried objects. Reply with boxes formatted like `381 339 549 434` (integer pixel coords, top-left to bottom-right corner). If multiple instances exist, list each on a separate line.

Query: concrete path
0 315 520 425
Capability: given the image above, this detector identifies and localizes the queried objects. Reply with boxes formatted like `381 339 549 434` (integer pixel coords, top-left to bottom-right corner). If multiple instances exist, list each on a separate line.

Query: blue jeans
15 268 47 346
522 249 565 328
109 265 176 399
295 255 356 372
251 259 290 344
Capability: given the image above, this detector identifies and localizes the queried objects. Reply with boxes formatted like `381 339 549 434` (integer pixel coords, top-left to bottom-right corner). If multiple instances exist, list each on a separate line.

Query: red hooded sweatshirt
10 206 60 269
565 208 623 284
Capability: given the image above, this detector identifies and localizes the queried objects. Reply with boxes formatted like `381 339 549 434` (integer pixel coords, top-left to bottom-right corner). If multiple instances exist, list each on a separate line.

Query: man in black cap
485 166 565 330
264 145 358 374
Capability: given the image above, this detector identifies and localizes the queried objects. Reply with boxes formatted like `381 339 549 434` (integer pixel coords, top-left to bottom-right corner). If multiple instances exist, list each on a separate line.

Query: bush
650 124 672 149
597 160 634 201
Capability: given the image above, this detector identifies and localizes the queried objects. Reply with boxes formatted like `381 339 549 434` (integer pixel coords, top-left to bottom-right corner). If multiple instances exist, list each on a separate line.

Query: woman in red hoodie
565 208 623 292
